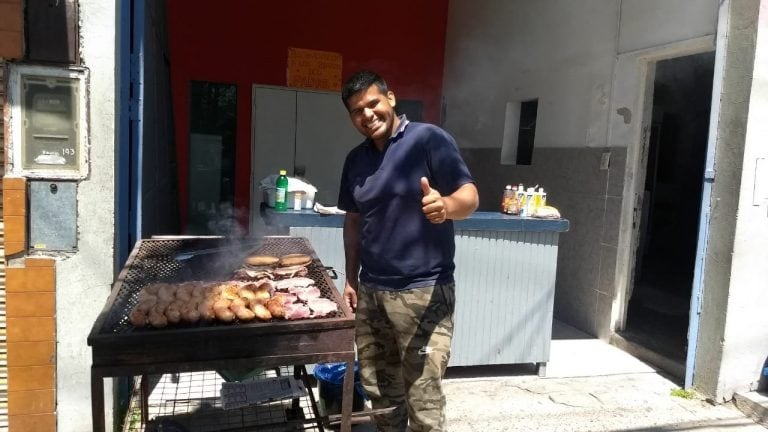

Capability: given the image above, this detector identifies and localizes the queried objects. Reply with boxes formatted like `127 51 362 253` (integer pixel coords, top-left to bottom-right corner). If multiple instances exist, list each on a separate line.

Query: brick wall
2 178 56 432
0 0 22 60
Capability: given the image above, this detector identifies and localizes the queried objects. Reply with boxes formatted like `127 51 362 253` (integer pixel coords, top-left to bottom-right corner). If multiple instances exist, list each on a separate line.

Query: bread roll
278 254 312 267
244 255 279 266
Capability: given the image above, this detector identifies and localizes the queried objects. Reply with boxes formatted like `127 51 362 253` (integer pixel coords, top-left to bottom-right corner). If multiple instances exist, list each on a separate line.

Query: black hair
341 71 388 109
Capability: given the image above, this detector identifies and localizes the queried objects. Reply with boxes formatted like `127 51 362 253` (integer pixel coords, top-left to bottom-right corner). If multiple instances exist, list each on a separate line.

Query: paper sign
287 48 342 91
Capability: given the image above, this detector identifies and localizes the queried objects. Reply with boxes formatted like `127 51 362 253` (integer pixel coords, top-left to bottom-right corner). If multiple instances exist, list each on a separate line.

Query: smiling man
337 71 479 431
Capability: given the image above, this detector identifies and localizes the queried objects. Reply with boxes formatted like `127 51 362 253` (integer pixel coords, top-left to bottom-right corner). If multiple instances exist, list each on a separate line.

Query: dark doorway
622 52 715 367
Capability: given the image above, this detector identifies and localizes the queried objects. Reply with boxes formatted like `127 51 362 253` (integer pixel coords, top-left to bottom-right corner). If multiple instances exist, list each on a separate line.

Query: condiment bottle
501 185 514 214
525 187 536 217
275 169 289 211
518 184 527 217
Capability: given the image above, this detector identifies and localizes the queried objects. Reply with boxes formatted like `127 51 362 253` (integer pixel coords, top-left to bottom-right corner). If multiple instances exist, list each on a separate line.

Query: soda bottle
275 169 289 211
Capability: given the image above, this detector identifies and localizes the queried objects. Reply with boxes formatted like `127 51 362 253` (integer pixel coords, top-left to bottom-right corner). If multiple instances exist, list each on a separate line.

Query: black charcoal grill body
87 236 356 432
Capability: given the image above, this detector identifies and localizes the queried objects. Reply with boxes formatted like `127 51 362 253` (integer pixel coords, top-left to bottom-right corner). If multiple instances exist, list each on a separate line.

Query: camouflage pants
355 282 455 432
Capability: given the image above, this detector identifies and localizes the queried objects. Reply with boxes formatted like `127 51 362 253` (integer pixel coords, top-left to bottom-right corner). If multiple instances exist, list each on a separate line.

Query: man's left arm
421 178 479 224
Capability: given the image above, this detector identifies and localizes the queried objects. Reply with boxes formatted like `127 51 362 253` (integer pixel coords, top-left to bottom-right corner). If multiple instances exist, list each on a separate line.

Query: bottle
540 187 547 207
501 185 514 214
525 187 536 216
275 169 289 211
517 183 527 217
509 185 520 215
533 188 543 213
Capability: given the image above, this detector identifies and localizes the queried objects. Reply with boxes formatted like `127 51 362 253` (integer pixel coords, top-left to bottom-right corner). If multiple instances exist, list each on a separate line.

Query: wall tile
3 188 26 216
6 292 55 317
0 29 21 58
607 147 627 197
3 176 26 190
8 413 56 432
6 267 55 292
7 319 55 343
601 196 623 247
595 290 614 340
7 341 55 367
25 257 55 267
597 244 618 296
0 2 21 32
4 241 25 256
4 215 26 243
7 365 55 391
8 389 55 415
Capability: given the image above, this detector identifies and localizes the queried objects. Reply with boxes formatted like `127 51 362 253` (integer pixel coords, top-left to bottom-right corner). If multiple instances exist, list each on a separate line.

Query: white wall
443 0 719 152
619 0 719 54
443 0 619 150
56 1 116 431
718 0 768 400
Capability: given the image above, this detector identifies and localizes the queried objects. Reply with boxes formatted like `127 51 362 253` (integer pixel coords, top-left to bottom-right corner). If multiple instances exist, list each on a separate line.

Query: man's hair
341 71 388 108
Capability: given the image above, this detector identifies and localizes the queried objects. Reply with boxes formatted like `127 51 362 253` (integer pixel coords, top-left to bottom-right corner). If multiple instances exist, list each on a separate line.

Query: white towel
313 203 346 215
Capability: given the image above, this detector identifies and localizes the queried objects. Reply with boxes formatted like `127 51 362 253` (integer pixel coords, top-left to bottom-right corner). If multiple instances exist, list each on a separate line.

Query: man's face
346 85 397 145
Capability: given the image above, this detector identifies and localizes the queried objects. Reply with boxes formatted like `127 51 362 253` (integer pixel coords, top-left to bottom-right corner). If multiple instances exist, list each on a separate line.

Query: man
337 71 479 431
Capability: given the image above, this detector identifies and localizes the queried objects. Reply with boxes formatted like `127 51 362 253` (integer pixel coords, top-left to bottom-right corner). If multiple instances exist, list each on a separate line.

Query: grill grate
100 237 344 335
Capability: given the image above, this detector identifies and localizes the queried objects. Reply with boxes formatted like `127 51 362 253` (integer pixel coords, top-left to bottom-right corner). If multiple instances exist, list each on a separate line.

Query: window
188 81 237 235
501 99 538 165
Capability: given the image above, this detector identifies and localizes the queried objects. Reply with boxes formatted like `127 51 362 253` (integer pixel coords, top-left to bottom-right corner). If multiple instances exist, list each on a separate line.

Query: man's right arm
343 212 362 311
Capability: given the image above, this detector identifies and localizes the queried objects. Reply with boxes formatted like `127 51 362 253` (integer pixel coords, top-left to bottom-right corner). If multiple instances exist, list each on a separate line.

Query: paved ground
137 321 766 432
435 321 766 432
349 321 765 432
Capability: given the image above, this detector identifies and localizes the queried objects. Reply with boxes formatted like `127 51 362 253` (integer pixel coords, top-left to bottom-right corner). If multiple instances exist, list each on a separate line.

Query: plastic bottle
501 185 514 214
525 187 536 217
275 169 289 211
533 188 543 213
517 184 527 217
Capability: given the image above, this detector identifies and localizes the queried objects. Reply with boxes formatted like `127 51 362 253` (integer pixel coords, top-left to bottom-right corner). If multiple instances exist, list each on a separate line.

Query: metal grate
99 237 344 335
123 367 322 432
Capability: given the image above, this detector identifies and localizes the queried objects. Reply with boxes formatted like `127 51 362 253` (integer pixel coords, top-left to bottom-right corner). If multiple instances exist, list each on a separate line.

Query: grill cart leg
91 369 105 432
340 360 354 432
141 375 150 425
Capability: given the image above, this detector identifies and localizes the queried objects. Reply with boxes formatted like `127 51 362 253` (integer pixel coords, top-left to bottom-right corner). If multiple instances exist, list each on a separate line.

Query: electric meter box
8 64 88 179
29 180 77 251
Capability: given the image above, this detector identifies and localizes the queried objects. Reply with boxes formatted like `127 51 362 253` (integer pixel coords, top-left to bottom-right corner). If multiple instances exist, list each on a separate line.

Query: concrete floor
437 321 766 432
135 320 766 432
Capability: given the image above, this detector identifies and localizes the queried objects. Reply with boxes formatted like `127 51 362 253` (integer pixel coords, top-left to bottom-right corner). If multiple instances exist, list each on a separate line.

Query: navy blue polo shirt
337 116 474 290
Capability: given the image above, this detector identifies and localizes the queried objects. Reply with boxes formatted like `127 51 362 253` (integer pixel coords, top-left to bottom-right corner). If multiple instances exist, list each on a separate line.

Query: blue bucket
313 362 366 414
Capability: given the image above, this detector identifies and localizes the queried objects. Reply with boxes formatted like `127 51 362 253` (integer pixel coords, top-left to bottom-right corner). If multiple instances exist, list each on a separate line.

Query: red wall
167 0 450 231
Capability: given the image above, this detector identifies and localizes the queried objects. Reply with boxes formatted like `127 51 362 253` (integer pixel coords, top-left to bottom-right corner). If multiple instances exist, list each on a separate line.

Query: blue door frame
685 17 726 389
116 0 144 270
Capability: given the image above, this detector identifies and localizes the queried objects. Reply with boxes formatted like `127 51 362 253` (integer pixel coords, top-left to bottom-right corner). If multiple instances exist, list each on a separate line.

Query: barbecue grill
88 236 356 432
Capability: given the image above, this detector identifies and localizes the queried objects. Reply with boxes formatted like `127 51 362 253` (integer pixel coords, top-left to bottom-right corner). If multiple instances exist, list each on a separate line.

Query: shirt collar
366 115 409 150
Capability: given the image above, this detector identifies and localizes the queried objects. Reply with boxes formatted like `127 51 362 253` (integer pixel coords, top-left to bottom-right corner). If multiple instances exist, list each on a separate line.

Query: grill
95 236 347 335
88 236 357 432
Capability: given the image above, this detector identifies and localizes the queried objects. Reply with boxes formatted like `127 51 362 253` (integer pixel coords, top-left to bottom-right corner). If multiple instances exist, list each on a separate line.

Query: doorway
621 52 715 367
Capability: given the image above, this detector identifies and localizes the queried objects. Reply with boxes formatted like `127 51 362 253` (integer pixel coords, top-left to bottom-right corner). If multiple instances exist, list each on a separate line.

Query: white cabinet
250 86 360 230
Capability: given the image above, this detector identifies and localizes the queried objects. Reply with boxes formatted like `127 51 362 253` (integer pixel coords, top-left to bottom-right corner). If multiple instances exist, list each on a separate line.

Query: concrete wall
56 1 116 431
694 0 768 402
443 0 717 337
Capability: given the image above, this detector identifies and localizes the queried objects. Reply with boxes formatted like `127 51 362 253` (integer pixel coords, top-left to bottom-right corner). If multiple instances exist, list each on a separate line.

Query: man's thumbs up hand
421 177 447 224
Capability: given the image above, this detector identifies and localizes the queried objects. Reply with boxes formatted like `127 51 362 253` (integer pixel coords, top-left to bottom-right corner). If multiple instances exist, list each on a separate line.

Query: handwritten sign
287 48 342 91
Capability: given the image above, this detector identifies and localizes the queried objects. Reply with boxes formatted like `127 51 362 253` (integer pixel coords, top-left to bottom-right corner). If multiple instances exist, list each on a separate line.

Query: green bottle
275 169 289 211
